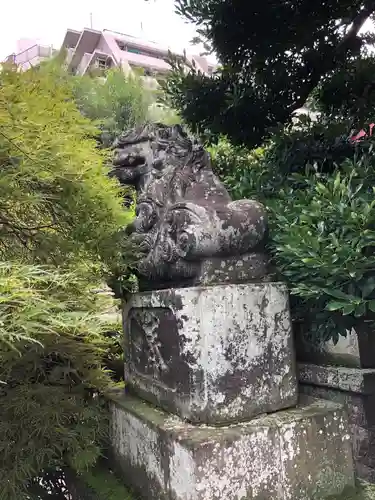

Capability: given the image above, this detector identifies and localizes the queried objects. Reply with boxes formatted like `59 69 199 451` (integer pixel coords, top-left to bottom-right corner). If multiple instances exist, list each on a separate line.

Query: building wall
7 29 216 78
76 53 92 75
96 36 113 57
63 28 212 77
16 38 39 53
7 43 54 70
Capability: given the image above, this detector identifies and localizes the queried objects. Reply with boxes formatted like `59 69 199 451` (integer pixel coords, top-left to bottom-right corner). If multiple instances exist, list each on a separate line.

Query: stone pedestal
123 282 297 424
109 124 355 499
299 363 375 482
110 282 355 499
109 391 355 500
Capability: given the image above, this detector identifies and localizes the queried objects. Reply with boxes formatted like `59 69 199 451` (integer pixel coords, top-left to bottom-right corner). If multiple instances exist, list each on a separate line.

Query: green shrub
270 160 375 342
210 120 375 342
147 102 182 126
72 66 181 146
0 63 132 498
208 137 266 200
0 263 119 499
72 67 153 145
0 62 133 269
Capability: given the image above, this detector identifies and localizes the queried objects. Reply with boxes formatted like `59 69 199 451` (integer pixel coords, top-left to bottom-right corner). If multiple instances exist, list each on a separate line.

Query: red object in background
350 123 375 142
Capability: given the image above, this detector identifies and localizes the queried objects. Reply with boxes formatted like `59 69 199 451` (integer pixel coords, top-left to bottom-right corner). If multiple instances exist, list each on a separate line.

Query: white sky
1 2 374 63
0 0 206 60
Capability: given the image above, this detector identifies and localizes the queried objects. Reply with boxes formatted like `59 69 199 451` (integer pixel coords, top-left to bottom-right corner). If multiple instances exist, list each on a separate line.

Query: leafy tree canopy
0 62 133 272
72 67 153 146
162 0 375 147
0 62 132 498
71 64 181 147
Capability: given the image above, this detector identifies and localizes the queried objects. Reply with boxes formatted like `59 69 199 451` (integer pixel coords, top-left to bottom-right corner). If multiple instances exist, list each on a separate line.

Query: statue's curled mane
111 123 268 291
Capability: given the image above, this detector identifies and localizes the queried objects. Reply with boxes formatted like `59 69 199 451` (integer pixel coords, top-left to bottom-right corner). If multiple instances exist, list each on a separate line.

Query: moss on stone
328 481 375 500
79 466 375 500
80 466 136 500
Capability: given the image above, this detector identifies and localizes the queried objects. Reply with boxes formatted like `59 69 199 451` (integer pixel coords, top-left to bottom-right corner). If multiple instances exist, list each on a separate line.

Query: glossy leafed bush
210 121 375 343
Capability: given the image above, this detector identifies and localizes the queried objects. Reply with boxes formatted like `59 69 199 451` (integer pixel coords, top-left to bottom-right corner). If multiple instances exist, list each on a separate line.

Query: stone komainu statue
110 123 268 291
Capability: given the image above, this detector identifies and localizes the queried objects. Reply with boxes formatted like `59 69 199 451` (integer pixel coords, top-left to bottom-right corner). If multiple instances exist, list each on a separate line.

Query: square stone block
123 282 297 424
109 391 355 500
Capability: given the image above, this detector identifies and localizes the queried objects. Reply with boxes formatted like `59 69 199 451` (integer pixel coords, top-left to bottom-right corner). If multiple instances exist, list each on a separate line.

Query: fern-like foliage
0 263 120 499
0 62 134 269
0 63 132 498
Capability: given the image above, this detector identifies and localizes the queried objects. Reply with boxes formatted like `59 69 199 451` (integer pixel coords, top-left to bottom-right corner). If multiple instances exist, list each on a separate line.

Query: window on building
115 38 170 63
116 40 126 51
96 57 108 70
127 47 141 55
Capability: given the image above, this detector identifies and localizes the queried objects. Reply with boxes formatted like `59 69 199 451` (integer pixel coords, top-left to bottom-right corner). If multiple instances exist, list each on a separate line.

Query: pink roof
59 28 215 76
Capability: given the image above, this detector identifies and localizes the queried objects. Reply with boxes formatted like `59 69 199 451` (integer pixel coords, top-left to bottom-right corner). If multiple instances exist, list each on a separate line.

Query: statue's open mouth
109 152 148 182
113 152 146 168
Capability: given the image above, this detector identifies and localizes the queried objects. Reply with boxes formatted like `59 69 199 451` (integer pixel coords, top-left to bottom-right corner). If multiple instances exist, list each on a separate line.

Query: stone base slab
109 390 354 500
123 282 297 425
299 362 375 483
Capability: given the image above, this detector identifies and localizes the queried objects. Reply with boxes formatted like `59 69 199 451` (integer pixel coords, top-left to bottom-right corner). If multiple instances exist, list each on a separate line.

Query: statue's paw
129 233 153 254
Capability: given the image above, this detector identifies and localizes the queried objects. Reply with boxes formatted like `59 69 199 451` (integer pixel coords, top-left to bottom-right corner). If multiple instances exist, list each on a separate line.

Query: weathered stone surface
296 324 375 368
109 391 355 500
299 363 375 482
299 363 375 394
300 383 375 482
123 282 297 424
110 123 268 291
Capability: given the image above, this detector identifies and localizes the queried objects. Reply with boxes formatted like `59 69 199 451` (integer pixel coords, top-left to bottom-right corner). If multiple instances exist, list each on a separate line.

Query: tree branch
339 2 375 49
291 2 375 114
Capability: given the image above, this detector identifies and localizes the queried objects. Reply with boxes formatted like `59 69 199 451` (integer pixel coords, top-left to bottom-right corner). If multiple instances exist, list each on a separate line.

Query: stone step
299 362 375 483
299 363 375 395
108 391 355 500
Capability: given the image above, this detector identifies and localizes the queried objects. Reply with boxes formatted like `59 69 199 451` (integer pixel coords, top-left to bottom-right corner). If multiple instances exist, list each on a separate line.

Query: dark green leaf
325 301 347 311
342 304 355 315
361 277 375 298
322 288 354 301
354 302 366 318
